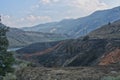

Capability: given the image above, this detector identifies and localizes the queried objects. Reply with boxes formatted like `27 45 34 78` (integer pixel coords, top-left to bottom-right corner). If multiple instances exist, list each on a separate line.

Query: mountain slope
22 6 120 38
89 20 120 39
17 39 120 67
17 20 120 67
7 28 68 48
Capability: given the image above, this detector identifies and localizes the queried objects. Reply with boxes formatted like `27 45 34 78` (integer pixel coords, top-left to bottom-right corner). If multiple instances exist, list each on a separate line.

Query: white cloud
2 14 52 28
30 0 60 12
42 0 51 4
41 0 59 4
1 0 115 28
31 0 110 19
25 15 52 23
69 0 109 13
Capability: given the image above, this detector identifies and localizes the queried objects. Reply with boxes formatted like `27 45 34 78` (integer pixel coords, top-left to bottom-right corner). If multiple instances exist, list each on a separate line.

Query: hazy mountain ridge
22 6 120 38
13 6 120 80
17 19 120 67
7 28 68 48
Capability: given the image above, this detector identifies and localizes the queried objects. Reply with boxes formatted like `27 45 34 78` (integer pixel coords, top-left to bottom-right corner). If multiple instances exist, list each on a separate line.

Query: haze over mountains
7 28 68 48
22 6 120 38
1 5 120 80
1 5 120 68
6 6 120 48
17 19 120 67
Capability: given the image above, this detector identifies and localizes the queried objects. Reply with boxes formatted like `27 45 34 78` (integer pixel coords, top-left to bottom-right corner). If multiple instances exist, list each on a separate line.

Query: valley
15 18 120 80
16 20 120 67
7 28 68 48
0 5 120 80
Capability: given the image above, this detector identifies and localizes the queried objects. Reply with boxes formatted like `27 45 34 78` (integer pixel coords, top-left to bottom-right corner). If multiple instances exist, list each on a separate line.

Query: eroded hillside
16 39 120 67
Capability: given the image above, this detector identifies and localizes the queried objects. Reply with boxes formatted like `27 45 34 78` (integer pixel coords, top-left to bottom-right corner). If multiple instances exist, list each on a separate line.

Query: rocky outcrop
99 49 120 65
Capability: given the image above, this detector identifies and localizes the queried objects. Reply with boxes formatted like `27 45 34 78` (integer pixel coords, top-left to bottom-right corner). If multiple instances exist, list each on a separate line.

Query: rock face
99 49 120 65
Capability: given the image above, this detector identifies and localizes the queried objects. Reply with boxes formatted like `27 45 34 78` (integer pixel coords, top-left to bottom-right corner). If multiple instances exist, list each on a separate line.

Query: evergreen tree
0 23 15 76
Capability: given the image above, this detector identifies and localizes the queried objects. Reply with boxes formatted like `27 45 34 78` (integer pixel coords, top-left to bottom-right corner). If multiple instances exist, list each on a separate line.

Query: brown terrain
17 38 120 67
17 20 120 67
99 48 120 65
16 20 120 80
17 65 120 80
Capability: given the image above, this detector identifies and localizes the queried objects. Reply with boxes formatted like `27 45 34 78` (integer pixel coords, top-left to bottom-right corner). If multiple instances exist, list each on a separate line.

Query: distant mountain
7 28 68 48
17 20 120 67
22 6 120 38
89 20 120 39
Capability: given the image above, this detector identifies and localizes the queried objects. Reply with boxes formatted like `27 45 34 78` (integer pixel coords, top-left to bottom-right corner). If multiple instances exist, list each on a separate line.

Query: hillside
16 39 120 67
89 20 120 39
16 66 120 80
7 28 68 48
16 20 120 67
16 41 61 54
22 6 120 38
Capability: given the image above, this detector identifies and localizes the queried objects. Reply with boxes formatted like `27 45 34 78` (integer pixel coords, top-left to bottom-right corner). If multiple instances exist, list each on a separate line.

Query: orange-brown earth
99 48 120 65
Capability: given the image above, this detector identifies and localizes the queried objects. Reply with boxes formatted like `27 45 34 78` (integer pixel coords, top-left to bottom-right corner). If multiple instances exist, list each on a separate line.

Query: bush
101 76 120 80
82 35 89 41
3 73 16 80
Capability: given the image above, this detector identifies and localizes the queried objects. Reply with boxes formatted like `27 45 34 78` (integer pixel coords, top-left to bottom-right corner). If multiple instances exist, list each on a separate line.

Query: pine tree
0 23 15 76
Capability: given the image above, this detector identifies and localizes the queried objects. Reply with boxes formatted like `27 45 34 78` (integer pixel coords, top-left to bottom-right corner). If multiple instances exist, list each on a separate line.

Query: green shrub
0 24 15 76
101 76 120 80
3 73 16 80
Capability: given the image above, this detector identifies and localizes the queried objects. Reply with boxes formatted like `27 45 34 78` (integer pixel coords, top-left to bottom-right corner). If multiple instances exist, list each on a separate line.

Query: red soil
99 48 120 65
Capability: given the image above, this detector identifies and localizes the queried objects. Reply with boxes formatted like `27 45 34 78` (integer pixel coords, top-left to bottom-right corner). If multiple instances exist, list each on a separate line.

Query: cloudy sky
0 0 120 28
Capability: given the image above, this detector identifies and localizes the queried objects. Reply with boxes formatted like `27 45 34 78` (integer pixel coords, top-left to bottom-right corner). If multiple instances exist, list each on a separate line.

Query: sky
0 0 120 28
